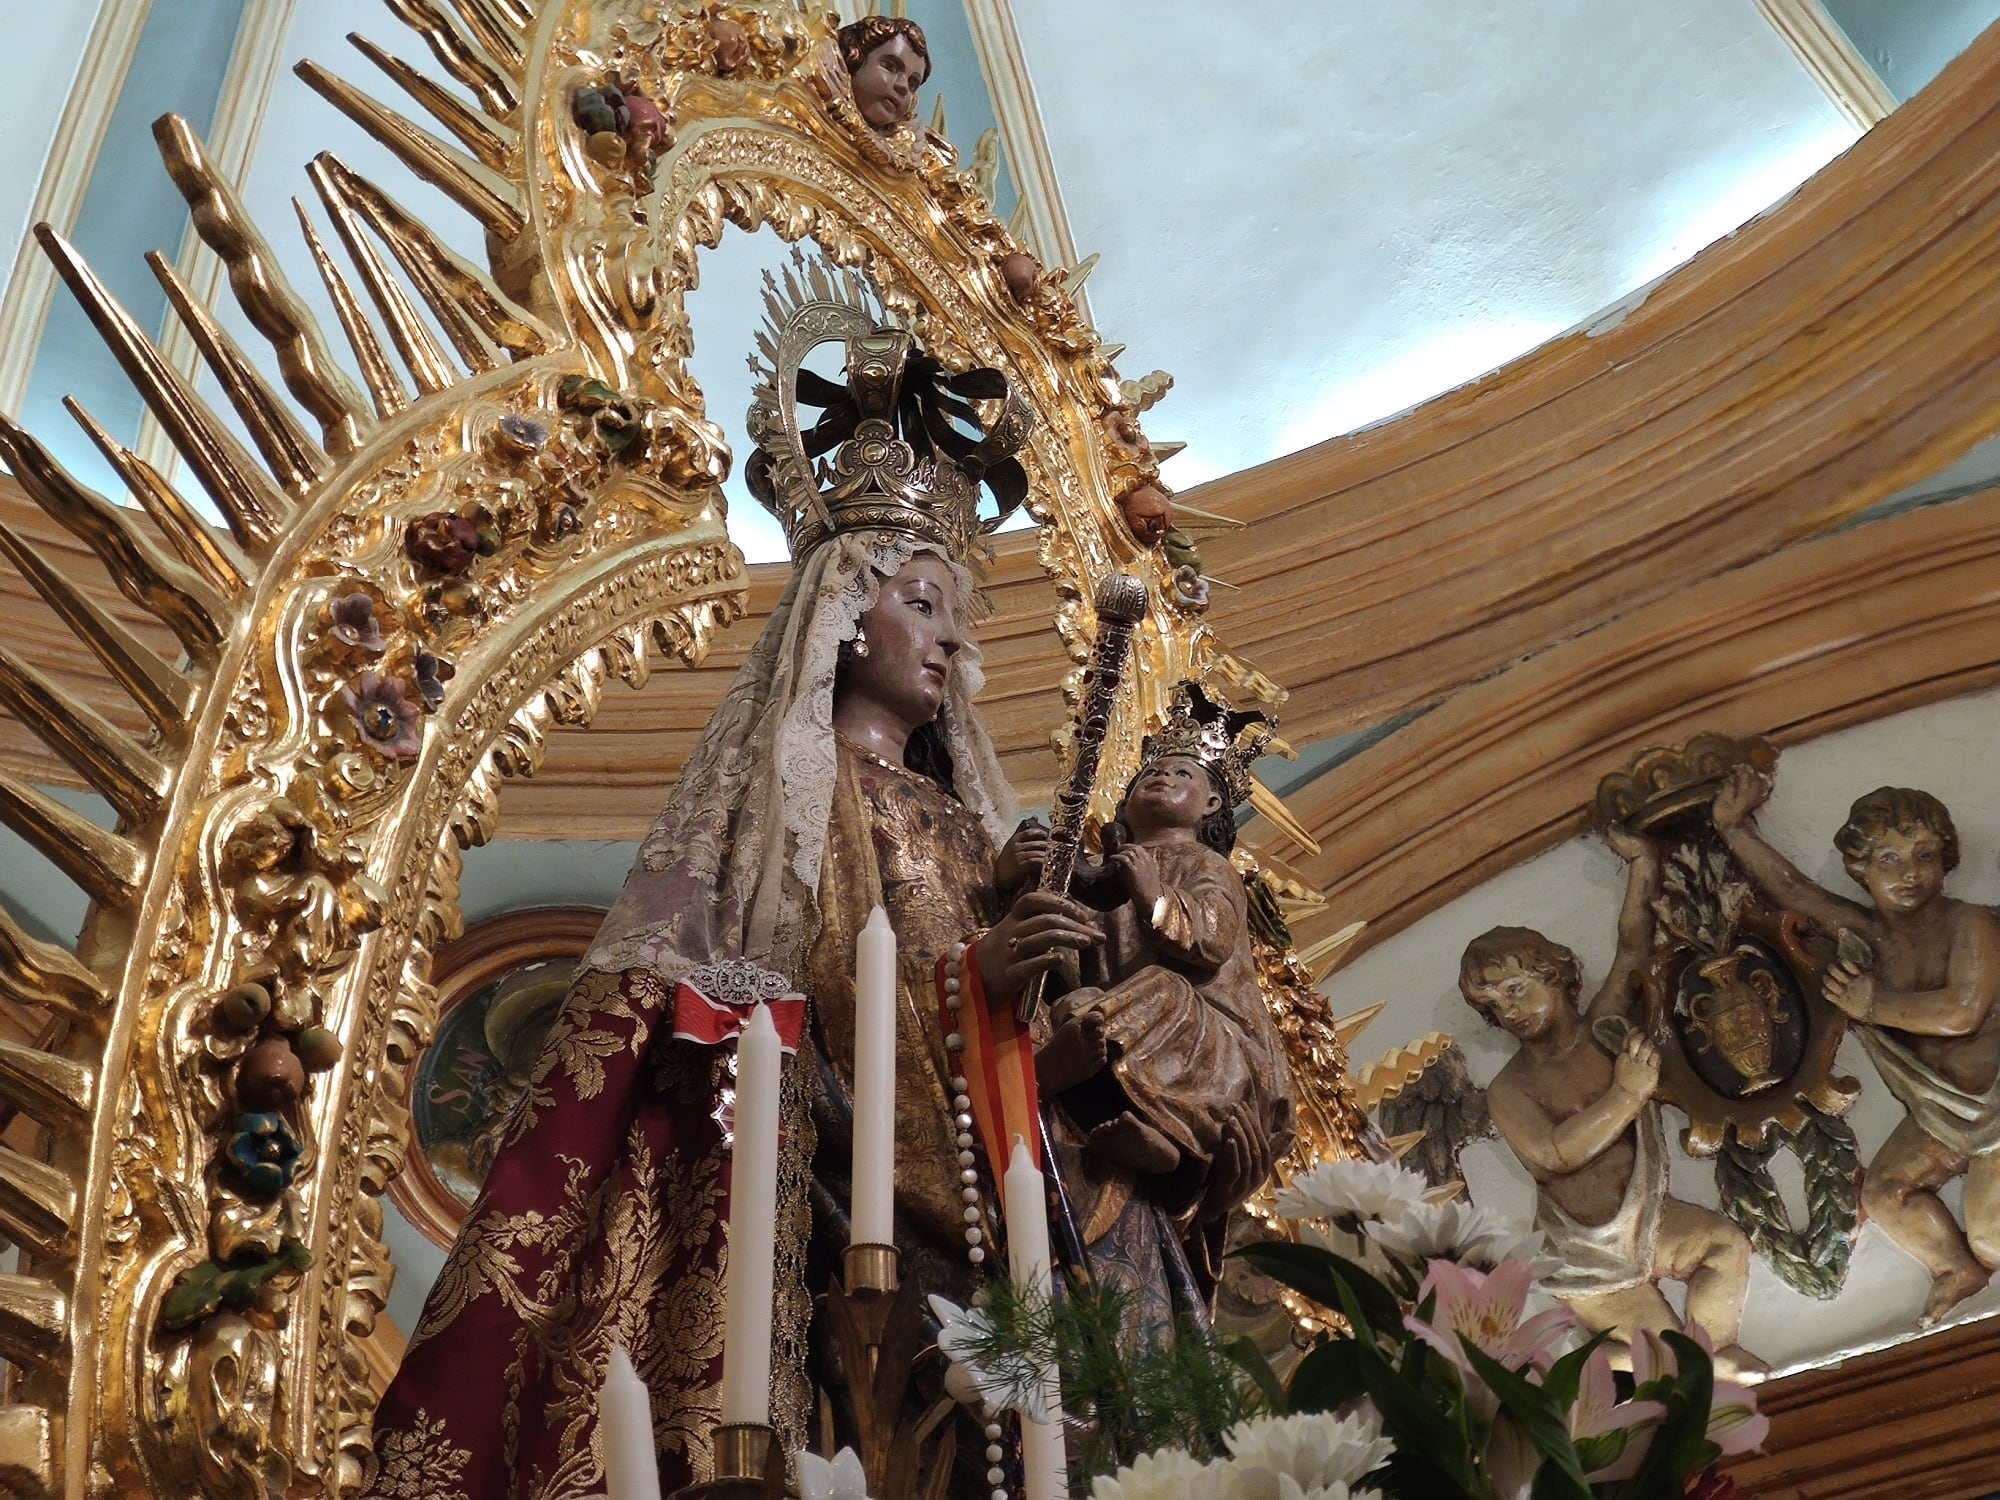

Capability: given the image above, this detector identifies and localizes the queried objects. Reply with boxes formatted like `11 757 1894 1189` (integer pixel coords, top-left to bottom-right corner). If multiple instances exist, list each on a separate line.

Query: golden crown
744 253 1031 562
1139 680 1276 808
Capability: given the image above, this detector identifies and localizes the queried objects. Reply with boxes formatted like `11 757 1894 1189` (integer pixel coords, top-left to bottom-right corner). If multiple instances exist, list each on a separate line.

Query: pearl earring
853 629 870 659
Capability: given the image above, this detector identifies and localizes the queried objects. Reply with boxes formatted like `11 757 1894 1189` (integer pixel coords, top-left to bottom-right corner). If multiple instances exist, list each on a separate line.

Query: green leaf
1230 1240 1403 1340
1285 1338 1370 1414
1222 1334 1289 1417
1323 1275 1482 1492
1459 1340 1593 1500
1538 1330 1611 1414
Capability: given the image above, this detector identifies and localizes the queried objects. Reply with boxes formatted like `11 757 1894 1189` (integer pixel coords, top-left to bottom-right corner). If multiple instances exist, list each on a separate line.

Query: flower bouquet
938 1158 1764 1499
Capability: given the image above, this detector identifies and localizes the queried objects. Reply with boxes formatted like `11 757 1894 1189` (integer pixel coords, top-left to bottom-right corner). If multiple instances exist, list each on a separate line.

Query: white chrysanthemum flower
927 1294 1049 1419
796 1446 872 1500
1219 1410 1395 1500
1274 1158 1433 1226
1090 1446 1221 1500
1363 1198 1546 1273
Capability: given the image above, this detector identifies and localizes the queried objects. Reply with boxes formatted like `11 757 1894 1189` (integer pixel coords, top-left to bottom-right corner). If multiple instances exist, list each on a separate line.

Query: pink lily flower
1573 1344 1669 1482
1406 1259 1573 1414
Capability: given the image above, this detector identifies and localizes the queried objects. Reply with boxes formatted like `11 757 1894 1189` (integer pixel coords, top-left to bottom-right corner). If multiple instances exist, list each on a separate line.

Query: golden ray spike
151 116 370 459
1168 498 1246 532
0 643 171 822
319 158 549 364
66 401 250 595
1101 342 1126 363
0 1040 94 1131
0 1276 68 1370
0 423 227 661
32 226 288 550
348 32 516 169
1149 440 1186 463
382 0 521 115
294 200 409 418
486 0 535 29
1424 1179 1465 1205
0 771 145 908
307 158 457 394
1301 919 1367 985
433 0 526 72
1334 1000 1387 1050
296 62 525 240
1059 252 1100 295
0 909 108 1022
930 94 947 136
1006 198 1031 237
1247 773 1321 857
147 251 328 498
0 1147 79 1258
0 519 193 732
1381 1129 1428 1163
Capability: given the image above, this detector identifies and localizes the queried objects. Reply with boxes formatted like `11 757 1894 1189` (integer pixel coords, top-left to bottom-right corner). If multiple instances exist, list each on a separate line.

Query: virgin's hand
994 820 1049 892
975 891 1101 1007
1200 1099 1275 1220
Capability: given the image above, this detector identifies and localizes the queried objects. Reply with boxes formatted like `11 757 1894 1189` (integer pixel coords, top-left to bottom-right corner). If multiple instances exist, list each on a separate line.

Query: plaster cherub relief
1714 768 2000 1325
1459 828 1762 1379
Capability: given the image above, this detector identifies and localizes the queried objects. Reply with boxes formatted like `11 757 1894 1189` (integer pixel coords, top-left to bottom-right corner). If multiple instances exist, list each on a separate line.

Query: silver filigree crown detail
744 250 1032 563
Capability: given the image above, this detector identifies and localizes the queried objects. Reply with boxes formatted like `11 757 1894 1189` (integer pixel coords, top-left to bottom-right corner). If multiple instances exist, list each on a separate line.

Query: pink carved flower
327 592 385 654
341 672 423 760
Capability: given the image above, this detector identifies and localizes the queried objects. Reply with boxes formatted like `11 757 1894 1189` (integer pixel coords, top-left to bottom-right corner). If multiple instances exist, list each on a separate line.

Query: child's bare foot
1087 1111 1180 1175
1035 1008 1109 1095
1920 1264 1990 1328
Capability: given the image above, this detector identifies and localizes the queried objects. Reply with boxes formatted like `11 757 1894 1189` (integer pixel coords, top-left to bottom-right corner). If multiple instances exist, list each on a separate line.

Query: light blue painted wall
16 0 245 499
1823 0 2000 102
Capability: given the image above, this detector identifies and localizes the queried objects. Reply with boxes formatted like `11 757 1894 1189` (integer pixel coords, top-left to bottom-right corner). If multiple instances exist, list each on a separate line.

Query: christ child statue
1714 767 2000 1324
1462 828 1760 1377
1034 740 1292 1213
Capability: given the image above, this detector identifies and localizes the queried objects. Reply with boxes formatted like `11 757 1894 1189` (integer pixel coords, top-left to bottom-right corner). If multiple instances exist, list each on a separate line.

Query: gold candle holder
712 1423 774 1481
843 1242 899 1295
669 1422 784 1499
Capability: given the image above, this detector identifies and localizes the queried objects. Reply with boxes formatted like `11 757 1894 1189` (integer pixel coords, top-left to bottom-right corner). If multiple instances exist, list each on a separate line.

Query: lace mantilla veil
580 526 1017 995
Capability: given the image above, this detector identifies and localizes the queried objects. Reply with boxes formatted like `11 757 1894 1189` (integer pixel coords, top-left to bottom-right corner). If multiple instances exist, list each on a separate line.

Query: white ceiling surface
1006 0 1860 490
0 7 99 295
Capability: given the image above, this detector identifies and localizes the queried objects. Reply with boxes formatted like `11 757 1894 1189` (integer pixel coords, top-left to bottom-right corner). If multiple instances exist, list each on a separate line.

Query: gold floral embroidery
369 1410 472 1500
510 970 648 1135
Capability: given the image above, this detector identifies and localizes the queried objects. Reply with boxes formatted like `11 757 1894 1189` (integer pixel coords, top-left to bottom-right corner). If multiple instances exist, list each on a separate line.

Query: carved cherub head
1459 926 1583 1039
1834 786 1959 915
837 16 930 131
1119 481 1173 548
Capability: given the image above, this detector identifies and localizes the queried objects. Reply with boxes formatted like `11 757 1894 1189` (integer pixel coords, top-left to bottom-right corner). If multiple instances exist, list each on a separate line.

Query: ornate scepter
1018 571 1149 1024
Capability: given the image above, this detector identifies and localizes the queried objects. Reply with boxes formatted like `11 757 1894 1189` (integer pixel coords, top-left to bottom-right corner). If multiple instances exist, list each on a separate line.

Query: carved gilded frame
0 2 1302 1494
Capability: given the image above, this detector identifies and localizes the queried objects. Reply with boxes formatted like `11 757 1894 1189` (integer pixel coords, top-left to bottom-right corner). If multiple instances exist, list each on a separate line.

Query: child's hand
1112 843 1164 911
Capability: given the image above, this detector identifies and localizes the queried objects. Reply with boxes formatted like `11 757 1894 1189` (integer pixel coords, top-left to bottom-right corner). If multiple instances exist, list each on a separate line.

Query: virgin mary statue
364 267 1290 1499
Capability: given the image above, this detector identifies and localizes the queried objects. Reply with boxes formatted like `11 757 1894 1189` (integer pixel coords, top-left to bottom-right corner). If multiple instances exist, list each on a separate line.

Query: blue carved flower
226 1112 303 1197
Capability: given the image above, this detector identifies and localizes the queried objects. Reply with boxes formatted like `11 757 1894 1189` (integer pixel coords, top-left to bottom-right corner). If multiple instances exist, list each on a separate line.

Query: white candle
1004 1137 1068 1500
851 905 897 1247
600 1344 661 1500
719 1003 781 1426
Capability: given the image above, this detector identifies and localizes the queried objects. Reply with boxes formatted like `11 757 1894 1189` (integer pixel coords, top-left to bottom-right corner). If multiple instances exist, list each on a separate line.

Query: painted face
1126 754 1222 832
841 553 963 732
851 33 924 129
1469 957 1562 1040
1857 827 1946 913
